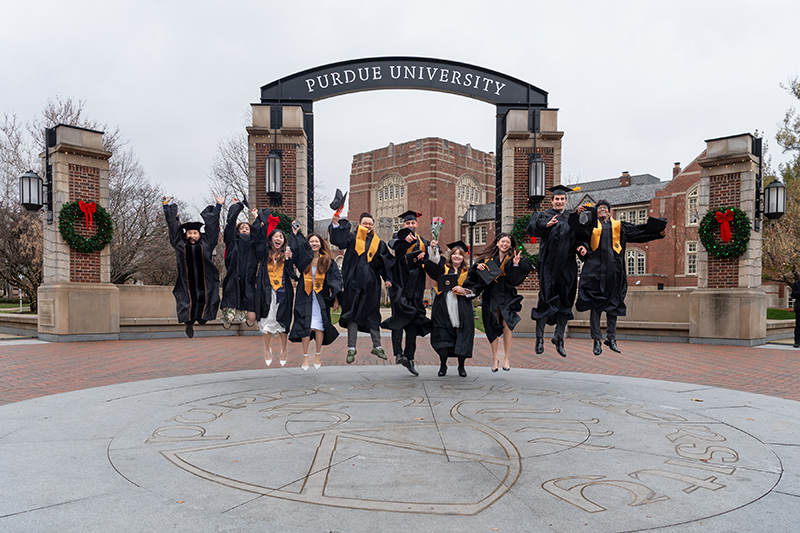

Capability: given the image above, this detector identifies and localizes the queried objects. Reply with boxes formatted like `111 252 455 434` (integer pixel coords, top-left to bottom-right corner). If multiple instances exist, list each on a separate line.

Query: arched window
626 249 646 276
375 174 406 220
456 175 482 219
686 185 699 226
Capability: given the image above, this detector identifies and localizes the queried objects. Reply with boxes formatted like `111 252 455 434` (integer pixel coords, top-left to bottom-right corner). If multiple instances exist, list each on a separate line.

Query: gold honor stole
355 225 380 262
267 257 284 290
590 219 622 253
437 266 469 295
303 265 326 295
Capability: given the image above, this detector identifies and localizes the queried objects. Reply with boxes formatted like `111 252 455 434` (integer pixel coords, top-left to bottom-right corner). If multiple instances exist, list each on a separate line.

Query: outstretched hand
332 214 340 225
161 195 171 205
232 197 239 204
215 195 224 205
513 249 521 266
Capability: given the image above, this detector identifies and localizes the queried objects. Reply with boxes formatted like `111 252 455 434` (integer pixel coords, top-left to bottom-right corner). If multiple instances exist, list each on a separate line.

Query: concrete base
690 288 767 341
37 283 120 340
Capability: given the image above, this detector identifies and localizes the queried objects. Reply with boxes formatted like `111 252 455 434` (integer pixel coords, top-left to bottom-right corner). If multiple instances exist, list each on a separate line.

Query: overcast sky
2 0 798 218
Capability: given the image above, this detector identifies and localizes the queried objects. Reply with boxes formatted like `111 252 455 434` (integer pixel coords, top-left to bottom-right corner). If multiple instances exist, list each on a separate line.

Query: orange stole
303 265 326 295
267 257 284 290
590 219 622 253
355 225 380 262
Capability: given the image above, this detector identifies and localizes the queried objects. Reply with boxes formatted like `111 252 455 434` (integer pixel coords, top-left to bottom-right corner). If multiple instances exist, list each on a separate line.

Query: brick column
690 133 766 345
38 125 120 341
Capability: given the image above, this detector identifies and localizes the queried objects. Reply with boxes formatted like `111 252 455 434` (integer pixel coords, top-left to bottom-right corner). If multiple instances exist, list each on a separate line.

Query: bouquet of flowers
431 216 445 252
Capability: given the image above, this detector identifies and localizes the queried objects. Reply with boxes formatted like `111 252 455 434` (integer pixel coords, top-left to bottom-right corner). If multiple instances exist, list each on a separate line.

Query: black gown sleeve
163 203 183 249
505 257 533 286
624 221 667 244
224 202 244 247
201 204 221 248
290 232 313 273
325 260 343 306
328 220 354 250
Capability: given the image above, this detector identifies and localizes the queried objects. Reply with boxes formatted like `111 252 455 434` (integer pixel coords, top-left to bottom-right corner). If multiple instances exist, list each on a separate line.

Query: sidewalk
1 334 798 405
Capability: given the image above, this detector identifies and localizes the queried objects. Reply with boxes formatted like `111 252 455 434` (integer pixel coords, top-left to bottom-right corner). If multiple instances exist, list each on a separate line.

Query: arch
260 57 547 106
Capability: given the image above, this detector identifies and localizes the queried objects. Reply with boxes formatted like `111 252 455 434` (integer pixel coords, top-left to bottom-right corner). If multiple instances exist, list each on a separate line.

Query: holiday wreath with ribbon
58 200 114 253
698 206 750 259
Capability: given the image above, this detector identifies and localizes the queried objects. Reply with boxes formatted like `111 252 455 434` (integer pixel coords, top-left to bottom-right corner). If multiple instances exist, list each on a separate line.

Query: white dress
258 259 283 336
310 266 324 331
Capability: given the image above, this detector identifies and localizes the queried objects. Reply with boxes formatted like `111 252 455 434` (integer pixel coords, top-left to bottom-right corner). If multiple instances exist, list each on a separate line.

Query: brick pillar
248 105 308 232
690 133 766 345
38 125 120 341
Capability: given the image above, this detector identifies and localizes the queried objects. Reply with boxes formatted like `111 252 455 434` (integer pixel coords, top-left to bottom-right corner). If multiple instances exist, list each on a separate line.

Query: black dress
164 203 221 324
425 256 475 360
288 232 343 345
464 254 533 343
328 220 393 332
220 201 256 313
250 208 295 333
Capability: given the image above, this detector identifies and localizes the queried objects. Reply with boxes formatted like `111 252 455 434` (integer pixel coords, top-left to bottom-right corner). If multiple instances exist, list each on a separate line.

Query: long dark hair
445 246 469 273
307 233 332 273
475 232 517 262
267 229 287 262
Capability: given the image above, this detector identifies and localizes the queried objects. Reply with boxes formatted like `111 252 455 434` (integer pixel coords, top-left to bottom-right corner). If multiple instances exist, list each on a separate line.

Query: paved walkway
1 335 799 405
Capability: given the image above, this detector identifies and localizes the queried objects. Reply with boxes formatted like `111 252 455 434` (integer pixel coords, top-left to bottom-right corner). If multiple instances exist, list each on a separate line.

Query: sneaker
371 347 387 360
346 349 356 364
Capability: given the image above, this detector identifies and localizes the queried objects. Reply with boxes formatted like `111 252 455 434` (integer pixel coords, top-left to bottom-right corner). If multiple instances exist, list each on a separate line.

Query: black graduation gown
571 217 664 316
164 203 221 323
251 208 294 332
527 209 579 324
220 201 256 312
425 257 474 359
380 232 433 336
464 254 533 343
329 219 393 332
288 232 343 345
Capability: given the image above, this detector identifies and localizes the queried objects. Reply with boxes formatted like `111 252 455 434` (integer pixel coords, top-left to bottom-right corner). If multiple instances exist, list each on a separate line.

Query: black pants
536 314 568 341
794 314 800 345
590 309 617 341
392 323 418 360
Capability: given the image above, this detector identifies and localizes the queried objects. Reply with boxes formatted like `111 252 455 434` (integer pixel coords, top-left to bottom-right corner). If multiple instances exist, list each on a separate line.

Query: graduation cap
437 274 459 292
179 221 204 233
398 210 422 222
475 260 503 285
396 227 415 242
446 240 470 254
329 189 347 212
405 249 424 269
548 184 574 194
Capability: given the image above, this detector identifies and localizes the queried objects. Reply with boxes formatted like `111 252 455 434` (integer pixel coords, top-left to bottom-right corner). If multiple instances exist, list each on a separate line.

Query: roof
459 202 496 223
566 174 665 210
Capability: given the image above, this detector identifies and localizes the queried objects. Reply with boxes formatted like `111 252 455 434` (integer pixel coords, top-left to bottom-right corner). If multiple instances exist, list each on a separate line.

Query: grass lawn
768 308 796 320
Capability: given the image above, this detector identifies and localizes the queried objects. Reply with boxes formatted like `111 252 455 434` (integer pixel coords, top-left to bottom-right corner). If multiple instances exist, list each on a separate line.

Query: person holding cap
527 184 581 358
162 195 223 338
425 240 475 377
329 211 393 364
382 210 434 376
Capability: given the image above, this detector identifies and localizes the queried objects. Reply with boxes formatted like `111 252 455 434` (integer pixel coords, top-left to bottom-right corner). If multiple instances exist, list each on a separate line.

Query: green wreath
58 200 114 253
511 214 538 268
698 206 750 259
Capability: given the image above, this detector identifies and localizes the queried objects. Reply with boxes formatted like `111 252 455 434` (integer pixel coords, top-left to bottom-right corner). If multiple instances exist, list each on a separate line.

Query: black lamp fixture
763 178 786 220
465 204 477 268
266 149 282 206
18 127 55 223
528 142 546 210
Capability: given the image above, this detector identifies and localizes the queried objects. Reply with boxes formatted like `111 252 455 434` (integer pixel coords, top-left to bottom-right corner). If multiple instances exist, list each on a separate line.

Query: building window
687 186 699 226
626 249 646 276
686 241 698 275
618 211 626 222
456 175 482 221
375 174 407 220
638 209 647 224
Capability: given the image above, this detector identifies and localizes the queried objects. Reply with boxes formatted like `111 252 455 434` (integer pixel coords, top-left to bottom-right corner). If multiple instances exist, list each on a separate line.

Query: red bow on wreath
78 200 97 232
267 214 280 235
715 209 734 243
530 236 537 244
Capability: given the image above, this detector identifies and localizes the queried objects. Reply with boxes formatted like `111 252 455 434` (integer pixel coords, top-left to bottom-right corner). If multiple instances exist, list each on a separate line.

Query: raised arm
162 197 183 249
223 200 244 246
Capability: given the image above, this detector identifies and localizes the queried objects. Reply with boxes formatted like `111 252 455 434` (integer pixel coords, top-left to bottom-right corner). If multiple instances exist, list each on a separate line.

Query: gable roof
566 174 665 210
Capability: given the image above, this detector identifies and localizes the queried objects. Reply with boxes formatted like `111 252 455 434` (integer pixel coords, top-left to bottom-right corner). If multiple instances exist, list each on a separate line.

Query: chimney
619 171 631 187
673 162 681 179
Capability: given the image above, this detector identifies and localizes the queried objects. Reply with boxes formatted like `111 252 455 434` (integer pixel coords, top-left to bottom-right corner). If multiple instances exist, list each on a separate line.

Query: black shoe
555 339 567 358
185 323 194 338
604 339 621 353
458 366 467 377
396 355 408 365
593 340 602 355
438 366 447 377
405 360 419 376
794 344 799 348
535 337 544 354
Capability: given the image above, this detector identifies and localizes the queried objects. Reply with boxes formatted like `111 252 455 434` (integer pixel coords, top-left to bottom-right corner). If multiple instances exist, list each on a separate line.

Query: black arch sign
257 57 549 232
260 56 548 107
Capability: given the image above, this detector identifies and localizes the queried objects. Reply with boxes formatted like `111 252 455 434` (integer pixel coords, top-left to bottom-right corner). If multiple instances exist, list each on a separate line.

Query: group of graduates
162 183 666 375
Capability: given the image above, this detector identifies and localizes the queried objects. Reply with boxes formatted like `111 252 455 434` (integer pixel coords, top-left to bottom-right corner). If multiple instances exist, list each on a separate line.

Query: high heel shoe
301 354 309 371
314 353 322 369
502 358 510 371
265 348 272 367
491 357 499 372
279 352 287 367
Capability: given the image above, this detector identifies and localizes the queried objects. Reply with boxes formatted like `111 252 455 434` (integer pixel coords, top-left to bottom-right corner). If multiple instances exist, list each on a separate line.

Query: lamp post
466 204 477 268
18 127 55 223
528 151 546 210
266 149 282 206
763 178 786 220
